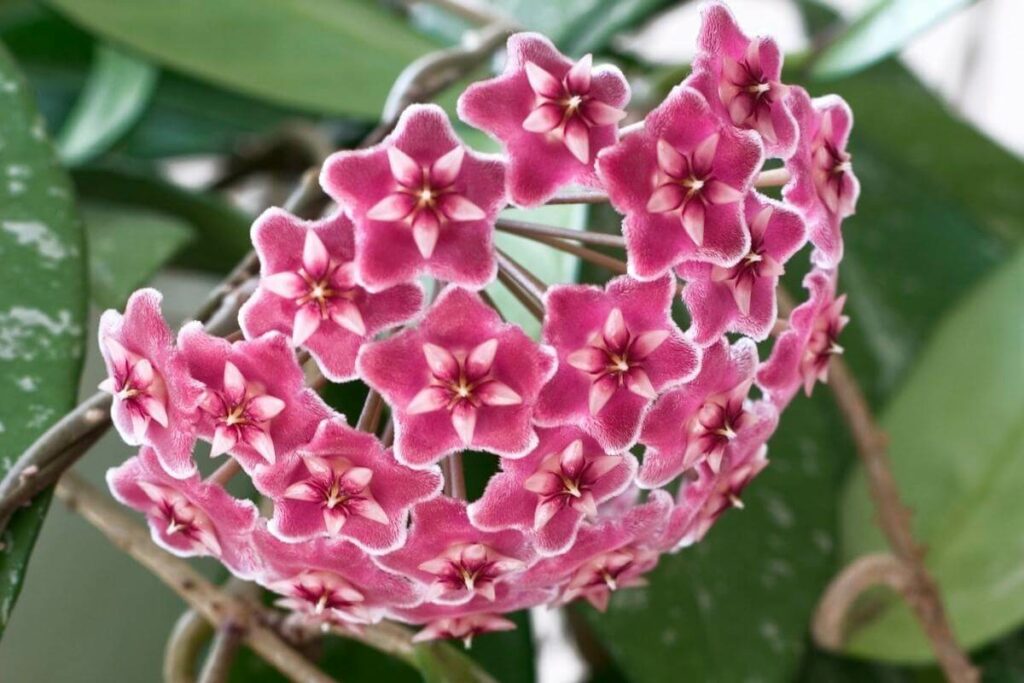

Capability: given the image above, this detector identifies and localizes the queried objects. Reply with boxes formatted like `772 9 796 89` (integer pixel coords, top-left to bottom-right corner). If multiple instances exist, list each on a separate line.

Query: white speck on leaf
0 307 82 361
2 220 69 263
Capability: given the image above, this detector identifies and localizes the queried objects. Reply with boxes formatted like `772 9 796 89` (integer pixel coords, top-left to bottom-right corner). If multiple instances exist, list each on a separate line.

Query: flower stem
544 189 612 205
356 390 385 434
57 471 339 683
208 459 242 487
496 218 626 248
444 452 467 500
165 608 211 683
754 166 791 188
777 290 978 682
512 232 629 275
495 249 546 320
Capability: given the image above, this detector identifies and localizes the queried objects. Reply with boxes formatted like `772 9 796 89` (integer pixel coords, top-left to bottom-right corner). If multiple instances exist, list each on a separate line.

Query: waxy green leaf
43 0 440 117
83 203 195 309
0 42 87 637
841 249 1024 662
811 0 976 80
56 43 157 166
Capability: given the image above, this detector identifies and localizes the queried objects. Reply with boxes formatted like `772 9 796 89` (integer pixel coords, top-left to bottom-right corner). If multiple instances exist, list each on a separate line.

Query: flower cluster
101 2 855 647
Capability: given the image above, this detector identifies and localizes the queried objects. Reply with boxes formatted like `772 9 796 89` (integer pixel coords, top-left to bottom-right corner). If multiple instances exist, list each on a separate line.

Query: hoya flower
536 275 699 451
179 326 331 473
411 613 516 648
690 1 798 158
255 529 422 626
757 268 849 403
358 286 555 468
660 443 769 551
377 497 534 605
256 417 442 553
321 104 506 290
784 87 859 267
678 193 806 344
395 584 555 644
98 289 204 478
639 338 776 488
240 208 423 382
469 426 637 555
458 32 629 206
521 490 671 611
598 85 763 279
107 448 259 575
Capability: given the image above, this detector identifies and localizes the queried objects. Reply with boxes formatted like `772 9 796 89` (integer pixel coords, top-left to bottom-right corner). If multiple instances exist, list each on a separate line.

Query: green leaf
72 166 251 273
2 12 342 160
488 0 675 55
586 393 851 682
42 0 440 117
0 42 87 637
55 43 157 166
839 248 1024 662
811 0 975 80
82 202 194 308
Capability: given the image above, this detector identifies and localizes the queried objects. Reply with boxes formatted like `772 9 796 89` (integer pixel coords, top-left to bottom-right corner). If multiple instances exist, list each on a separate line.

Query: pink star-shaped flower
757 268 849 404
239 208 423 382
411 613 517 648
469 426 638 556
597 85 763 279
393 584 555 644
784 87 859 267
659 443 770 551
458 32 629 207
254 528 422 627
535 275 699 451
179 326 331 473
98 289 204 478
107 448 259 575
520 490 671 611
358 286 555 468
376 497 535 606
255 417 442 553
678 192 807 344
320 104 506 291
639 338 777 488
690 1 798 158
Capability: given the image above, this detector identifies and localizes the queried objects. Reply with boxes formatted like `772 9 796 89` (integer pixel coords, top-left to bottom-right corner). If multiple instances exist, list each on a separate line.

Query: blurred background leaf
82 203 195 309
839 248 1024 662
0 43 87 636
811 0 978 80
41 0 441 118
55 43 157 166
71 167 251 274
